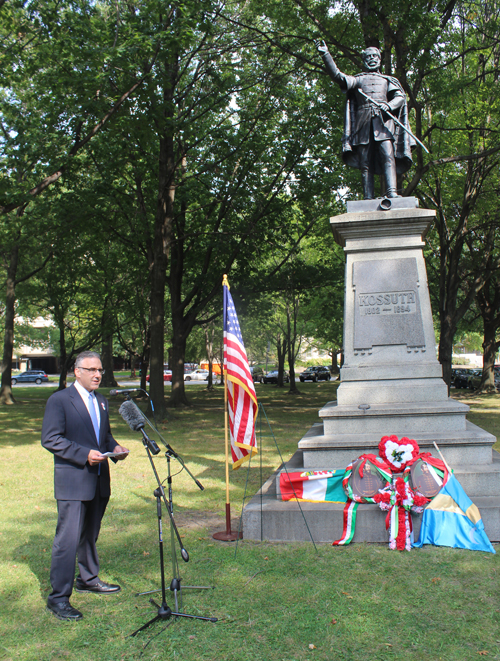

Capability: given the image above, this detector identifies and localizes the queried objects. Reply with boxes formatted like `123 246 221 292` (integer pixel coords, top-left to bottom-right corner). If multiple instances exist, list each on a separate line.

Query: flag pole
213 275 242 541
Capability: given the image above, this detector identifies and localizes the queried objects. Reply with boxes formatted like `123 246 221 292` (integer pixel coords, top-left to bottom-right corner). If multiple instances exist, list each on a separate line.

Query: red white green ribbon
332 500 358 546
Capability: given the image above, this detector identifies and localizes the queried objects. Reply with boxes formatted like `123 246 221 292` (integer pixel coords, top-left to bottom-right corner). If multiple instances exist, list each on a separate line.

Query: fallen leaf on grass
477 652 489 656
384 644 393 647
308 644 317 650
143 551 150 556
189 635 196 640
331 619 337 625
431 577 441 583
341 592 353 599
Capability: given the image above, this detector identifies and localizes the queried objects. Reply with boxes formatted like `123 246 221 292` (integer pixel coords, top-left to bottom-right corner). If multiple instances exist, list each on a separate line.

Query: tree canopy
1 0 500 407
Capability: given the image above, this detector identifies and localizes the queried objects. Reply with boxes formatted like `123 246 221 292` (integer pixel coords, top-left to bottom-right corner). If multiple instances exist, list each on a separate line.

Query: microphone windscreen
118 400 145 432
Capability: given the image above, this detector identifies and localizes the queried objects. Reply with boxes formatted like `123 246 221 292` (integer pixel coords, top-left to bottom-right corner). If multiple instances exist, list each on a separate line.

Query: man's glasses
77 367 105 375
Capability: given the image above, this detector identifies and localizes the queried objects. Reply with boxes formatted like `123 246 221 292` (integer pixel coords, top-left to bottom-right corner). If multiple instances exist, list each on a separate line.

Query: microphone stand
129 402 217 637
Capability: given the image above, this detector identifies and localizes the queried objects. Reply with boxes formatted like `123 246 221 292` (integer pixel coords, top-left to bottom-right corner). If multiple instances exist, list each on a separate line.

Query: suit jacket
41 384 118 501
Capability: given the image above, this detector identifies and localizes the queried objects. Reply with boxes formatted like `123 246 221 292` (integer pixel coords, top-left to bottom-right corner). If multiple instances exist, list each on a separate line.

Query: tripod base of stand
130 598 218 636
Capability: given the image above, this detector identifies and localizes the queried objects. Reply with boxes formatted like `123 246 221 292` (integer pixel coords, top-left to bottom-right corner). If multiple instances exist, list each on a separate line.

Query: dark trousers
48 480 109 604
358 137 397 199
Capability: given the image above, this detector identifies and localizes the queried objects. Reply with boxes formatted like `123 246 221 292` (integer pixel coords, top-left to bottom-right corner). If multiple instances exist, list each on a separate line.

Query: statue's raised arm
316 42 415 199
315 40 348 89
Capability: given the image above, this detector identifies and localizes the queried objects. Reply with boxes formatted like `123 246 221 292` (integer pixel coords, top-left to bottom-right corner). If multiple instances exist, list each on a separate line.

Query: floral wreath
378 435 419 473
333 441 450 551
373 470 430 551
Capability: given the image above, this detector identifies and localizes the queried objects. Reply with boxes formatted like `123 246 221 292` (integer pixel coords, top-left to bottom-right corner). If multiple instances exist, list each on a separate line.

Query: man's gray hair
362 47 381 59
75 351 101 368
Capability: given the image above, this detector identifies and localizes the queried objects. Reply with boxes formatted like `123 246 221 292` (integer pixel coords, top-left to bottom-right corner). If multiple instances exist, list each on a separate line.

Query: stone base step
319 399 470 434
299 421 497 467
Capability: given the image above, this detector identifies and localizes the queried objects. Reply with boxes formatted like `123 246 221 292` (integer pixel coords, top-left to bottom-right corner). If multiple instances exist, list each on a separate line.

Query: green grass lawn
0 383 499 661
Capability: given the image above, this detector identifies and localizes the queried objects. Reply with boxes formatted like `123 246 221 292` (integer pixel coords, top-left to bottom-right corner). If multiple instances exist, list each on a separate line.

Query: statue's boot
384 159 401 198
361 171 375 199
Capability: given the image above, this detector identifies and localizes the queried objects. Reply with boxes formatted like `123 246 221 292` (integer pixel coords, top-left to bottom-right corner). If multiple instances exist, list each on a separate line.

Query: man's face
75 357 103 392
363 49 381 71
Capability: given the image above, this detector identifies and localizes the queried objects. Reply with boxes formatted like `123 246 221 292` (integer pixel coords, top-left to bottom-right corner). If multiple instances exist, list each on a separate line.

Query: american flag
223 279 258 469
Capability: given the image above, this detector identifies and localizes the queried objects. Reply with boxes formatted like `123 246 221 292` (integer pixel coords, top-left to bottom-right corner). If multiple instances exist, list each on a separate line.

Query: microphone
119 400 161 455
109 388 142 396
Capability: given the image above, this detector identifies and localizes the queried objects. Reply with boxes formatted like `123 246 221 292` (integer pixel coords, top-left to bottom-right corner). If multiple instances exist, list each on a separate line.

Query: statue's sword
358 89 429 153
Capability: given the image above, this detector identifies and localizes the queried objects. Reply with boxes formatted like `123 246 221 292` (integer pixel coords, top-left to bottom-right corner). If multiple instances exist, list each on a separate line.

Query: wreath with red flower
378 435 420 473
373 473 430 551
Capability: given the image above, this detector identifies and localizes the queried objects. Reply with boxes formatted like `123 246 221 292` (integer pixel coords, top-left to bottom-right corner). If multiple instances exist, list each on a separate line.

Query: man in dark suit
42 351 129 621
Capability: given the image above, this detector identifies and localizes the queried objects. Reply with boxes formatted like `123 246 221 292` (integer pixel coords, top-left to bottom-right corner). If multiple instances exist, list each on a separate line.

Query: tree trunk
169 333 190 407
481 318 498 392
0 245 18 405
148 52 179 418
140 330 150 393
330 348 341 374
148 258 167 415
204 323 216 390
101 334 118 387
438 316 455 394
475 270 500 392
276 334 287 387
57 321 68 390
287 301 300 395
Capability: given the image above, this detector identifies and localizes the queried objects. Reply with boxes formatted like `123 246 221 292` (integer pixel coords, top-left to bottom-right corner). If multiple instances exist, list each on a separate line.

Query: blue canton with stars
225 290 243 344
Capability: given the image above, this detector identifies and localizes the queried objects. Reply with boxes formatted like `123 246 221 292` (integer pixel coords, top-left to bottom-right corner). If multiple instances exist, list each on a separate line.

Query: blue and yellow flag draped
414 474 495 554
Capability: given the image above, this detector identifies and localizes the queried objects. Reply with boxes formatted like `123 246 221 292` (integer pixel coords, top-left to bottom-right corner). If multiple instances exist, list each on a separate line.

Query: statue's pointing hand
315 39 329 55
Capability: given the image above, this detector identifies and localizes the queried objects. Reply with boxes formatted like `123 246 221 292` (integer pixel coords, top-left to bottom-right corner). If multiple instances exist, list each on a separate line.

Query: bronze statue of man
317 42 415 199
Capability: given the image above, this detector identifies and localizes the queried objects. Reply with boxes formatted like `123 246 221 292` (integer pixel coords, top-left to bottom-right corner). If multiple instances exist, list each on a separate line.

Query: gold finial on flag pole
222 274 230 289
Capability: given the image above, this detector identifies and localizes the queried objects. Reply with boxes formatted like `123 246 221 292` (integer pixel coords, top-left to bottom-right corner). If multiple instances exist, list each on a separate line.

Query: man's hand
88 449 105 465
113 445 130 461
315 39 329 55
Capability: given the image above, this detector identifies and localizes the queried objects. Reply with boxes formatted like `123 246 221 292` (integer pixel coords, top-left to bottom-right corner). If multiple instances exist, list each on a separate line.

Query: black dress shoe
75 579 121 594
46 601 83 621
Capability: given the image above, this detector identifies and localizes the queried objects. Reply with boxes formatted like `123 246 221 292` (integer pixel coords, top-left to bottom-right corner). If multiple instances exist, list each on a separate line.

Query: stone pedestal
243 198 500 543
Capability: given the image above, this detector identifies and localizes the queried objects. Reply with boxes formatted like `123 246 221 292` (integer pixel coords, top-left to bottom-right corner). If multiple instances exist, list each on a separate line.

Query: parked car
250 366 265 383
184 369 220 383
11 370 49 385
466 369 483 390
468 369 500 391
262 370 290 384
299 366 332 383
146 370 172 383
453 368 476 389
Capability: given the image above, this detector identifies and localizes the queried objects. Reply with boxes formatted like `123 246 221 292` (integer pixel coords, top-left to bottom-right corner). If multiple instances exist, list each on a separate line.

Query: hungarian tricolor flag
280 470 347 502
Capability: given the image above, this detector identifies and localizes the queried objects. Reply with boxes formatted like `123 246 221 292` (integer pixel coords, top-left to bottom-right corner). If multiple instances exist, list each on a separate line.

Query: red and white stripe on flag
224 283 258 469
